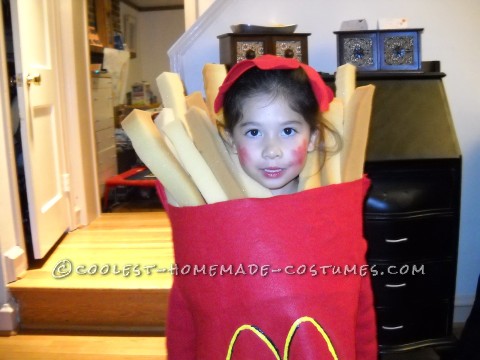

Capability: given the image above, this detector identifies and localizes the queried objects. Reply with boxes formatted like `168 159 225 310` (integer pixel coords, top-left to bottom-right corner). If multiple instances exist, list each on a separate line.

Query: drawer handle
385 237 408 243
385 283 407 288
245 49 256 59
284 48 295 58
382 325 404 331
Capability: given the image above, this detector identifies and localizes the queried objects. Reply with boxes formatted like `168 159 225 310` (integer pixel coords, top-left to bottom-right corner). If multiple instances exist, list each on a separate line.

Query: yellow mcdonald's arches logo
226 316 339 360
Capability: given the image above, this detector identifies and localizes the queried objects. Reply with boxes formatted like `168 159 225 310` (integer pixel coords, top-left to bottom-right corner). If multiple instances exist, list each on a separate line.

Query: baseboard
3 245 27 283
0 302 18 333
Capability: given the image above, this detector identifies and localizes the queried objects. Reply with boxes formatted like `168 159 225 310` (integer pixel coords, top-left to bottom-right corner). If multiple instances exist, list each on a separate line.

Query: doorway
1 0 34 263
93 1 185 213
1 0 186 266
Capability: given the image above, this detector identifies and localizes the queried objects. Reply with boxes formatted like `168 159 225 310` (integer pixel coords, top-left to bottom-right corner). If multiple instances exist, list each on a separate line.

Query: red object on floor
102 166 158 211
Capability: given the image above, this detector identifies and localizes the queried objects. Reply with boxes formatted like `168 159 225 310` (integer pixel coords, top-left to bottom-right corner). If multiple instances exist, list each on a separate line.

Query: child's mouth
262 167 284 178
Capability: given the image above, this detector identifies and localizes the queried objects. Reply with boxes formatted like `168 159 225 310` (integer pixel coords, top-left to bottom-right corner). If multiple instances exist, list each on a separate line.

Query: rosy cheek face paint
292 141 308 166
237 146 251 166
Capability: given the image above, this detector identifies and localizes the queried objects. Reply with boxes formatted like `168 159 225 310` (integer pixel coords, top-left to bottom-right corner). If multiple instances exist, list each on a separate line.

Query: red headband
214 54 333 113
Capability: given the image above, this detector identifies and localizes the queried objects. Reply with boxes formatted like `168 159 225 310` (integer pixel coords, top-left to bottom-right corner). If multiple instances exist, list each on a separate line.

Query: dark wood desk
325 69 461 356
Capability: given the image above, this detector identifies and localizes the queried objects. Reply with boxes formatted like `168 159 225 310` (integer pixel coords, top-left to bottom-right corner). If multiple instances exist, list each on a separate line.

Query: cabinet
92 75 118 195
218 33 310 68
326 69 461 356
364 159 460 353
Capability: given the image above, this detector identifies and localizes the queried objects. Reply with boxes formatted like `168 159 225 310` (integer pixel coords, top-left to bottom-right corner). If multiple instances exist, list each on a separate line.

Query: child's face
229 94 318 195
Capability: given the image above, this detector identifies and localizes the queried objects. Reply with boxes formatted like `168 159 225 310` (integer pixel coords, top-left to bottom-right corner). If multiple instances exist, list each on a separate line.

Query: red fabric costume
157 178 377 359
158 55 376 359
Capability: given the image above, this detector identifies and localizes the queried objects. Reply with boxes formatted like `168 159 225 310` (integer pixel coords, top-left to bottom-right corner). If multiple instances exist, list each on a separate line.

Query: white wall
119 3 141 98
138 9 185 103
171 0 480 316
184 0 215 29
120 3 185 103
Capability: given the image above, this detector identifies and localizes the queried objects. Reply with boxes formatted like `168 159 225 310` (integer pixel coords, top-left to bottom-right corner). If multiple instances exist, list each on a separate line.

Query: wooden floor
9 211 174 290
6 211 172 357
0 332 167 359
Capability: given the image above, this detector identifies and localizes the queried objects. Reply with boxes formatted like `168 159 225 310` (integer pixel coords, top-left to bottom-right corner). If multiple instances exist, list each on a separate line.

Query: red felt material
157 178 377 359
213 54 334 113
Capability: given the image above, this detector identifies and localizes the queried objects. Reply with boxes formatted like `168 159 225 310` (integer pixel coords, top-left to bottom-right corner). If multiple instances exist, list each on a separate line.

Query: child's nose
262 140 282 159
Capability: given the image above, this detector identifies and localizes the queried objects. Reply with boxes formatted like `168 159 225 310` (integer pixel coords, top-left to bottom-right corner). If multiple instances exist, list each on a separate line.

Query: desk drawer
365 168 457 215
364 215 457 261
370 260 456 305
376 301 451 347
92 90 114 121
92 77 113 89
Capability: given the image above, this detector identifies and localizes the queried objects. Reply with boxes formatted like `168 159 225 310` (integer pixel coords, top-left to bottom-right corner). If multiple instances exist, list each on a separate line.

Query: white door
10 0 70 259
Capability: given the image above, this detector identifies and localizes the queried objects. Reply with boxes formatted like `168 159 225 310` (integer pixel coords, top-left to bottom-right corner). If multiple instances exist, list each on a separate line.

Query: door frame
0 0 99 331
56 0 100 226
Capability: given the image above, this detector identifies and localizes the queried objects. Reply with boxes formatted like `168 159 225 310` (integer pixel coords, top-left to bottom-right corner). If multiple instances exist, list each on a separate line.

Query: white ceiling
122 0 184 10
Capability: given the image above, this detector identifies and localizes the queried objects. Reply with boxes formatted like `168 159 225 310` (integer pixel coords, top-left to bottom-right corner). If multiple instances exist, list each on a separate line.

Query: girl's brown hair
221 67 341 164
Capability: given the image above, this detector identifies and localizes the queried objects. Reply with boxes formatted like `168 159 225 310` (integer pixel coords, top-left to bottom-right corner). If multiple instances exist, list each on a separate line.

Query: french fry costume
122 55 377 359
158 177 376 359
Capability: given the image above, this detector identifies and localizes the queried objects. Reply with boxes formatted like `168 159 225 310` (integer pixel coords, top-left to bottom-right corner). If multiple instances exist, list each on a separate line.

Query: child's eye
245 129 261 137
281 127 297 137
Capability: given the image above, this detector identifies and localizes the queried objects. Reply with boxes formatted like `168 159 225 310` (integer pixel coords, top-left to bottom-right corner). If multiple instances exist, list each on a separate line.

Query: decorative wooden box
218 33 310 68
334 29 423 71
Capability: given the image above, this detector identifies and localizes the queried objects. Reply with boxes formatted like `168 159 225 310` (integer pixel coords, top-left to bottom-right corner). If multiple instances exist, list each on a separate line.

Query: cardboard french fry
202 63 227 124
335 63 356 107
321 98 344 185
159 115 230 204
156 72 190 135
153 108 179 160
121 109 205 206
185 106 246 200
186 91 209 114
341 85 375 182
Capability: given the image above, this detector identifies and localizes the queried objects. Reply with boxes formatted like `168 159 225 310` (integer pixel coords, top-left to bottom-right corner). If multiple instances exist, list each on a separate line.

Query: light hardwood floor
0 332 167 359
5 211 172 358
10 211 174 290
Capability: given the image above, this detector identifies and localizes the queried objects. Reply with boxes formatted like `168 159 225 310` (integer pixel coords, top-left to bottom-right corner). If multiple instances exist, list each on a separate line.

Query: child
164 55 377 359
216 54 340 195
